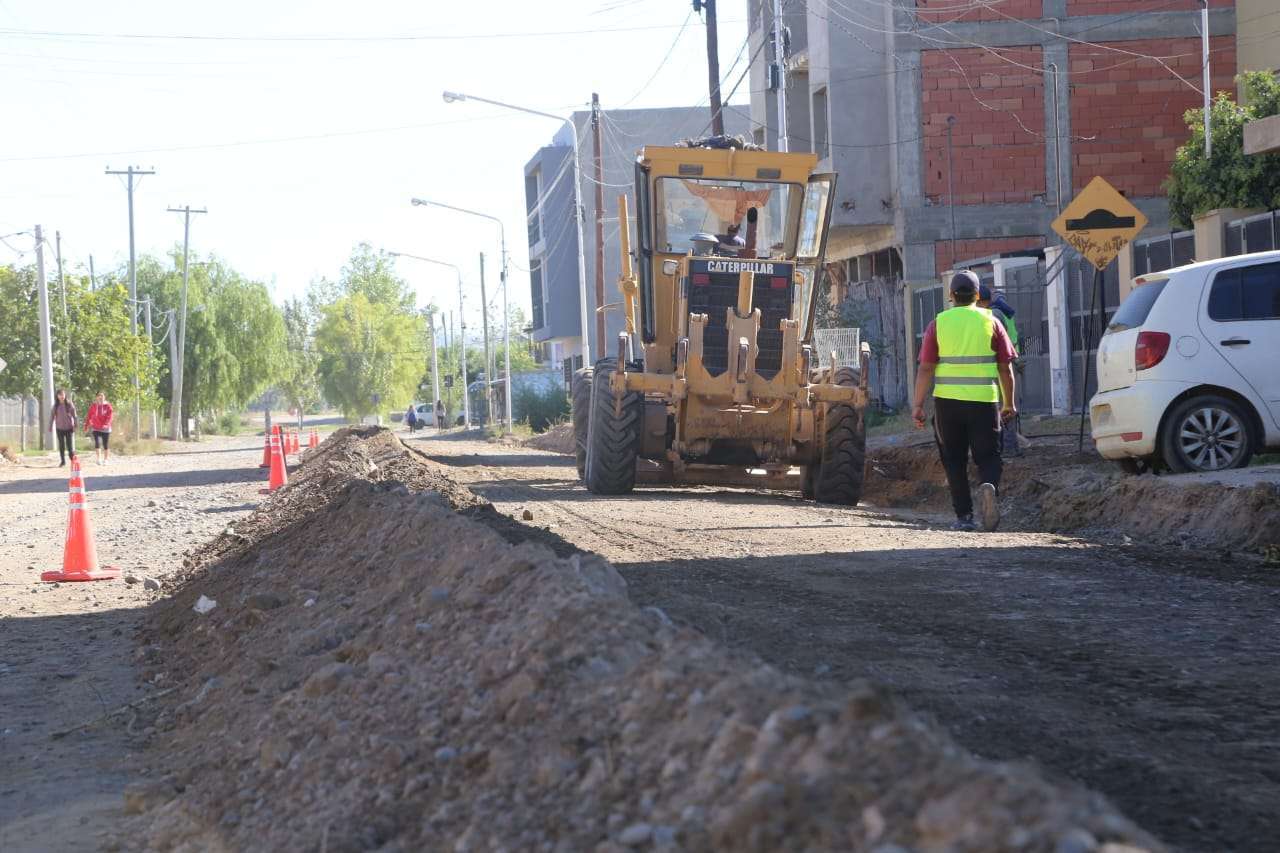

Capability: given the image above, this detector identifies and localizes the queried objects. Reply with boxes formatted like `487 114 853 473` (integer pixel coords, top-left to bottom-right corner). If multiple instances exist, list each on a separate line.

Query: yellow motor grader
571 138 869 503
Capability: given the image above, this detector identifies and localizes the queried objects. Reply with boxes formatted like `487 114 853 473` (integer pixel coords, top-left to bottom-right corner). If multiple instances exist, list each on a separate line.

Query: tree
278 297 323 418
314 292 425 418
65 279 160 410
1166 71 1280 229
339 243 414 311
0 265 45 400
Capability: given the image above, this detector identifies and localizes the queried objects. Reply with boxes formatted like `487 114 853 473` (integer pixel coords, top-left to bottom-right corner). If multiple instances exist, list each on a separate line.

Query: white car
1090 250 1280 473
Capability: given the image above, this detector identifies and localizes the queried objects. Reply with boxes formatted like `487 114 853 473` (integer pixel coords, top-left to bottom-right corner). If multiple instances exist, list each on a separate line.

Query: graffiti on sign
1051 177 1148 271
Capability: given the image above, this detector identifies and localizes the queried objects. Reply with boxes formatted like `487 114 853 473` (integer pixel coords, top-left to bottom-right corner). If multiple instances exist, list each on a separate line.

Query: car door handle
1220 338 1251 346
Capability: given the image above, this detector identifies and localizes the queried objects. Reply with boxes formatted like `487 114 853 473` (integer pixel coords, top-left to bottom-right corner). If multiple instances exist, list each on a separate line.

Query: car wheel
1160 395 1254 473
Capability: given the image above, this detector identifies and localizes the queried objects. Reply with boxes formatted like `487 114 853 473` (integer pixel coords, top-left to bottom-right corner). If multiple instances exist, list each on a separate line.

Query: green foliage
340 243 415 311
315 292 425 418
1166 71 1280 228
513 383 570 432
277 297 323 416
0 266 157 411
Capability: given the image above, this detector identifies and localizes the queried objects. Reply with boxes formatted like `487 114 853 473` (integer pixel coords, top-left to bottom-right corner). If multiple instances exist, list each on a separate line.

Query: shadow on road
0 466 265 496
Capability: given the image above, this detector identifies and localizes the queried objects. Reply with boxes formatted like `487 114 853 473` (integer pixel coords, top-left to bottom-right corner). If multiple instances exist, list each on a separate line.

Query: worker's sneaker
951 515 976 531
977 482 1000 532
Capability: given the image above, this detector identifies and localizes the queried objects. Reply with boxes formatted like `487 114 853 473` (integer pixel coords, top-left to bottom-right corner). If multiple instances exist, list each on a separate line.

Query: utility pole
591 93 607 353
478 252 494 428
143 296 158 438
166 309 179 427
55 230 69 384
35 226 55 452
88 255 96 291
771 0 789 152
105 165 155 440
697 0 725 136
166 205 206 440
1201 0 1212 158
946 116 958 270
428 312 441 411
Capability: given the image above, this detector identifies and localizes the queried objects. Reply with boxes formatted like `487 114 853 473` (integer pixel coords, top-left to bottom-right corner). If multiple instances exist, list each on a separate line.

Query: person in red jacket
85 392 114 466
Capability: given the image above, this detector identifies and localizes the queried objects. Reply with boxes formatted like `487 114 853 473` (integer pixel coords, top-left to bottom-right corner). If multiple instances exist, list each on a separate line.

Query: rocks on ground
120 428 1161 852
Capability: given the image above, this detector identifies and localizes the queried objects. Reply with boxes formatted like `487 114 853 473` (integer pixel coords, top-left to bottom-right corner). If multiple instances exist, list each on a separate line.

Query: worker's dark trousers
932 396 1002 519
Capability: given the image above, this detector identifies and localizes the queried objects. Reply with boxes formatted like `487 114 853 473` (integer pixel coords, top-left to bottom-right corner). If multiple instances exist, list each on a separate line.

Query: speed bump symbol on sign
1051 176 1148 271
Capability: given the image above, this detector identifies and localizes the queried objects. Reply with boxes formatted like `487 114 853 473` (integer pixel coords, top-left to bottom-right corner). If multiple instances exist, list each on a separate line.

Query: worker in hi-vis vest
912 270 1017 532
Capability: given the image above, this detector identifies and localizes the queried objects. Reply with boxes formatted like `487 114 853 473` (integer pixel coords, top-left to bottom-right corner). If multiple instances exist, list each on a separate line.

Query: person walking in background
405 404 418 432
85 392 114 465
979 285 1028 457
912 271 1017 532
50 388 77 467
435 399 445 433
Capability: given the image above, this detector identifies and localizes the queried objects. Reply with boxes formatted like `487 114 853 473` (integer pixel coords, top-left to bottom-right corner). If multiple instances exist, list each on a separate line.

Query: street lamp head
442 91 466 104
410 198 429 207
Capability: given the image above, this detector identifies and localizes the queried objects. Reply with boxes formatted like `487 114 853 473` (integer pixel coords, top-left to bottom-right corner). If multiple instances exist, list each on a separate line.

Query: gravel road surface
0 437 265 852
412 431 1280 853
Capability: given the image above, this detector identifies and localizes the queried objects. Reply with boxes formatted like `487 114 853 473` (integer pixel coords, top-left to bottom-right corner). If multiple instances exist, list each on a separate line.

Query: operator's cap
978 284 993 301
949 270 980 295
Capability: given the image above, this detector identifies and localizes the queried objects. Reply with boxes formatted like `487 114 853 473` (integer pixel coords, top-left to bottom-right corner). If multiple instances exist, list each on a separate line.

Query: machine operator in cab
911 271 1017 532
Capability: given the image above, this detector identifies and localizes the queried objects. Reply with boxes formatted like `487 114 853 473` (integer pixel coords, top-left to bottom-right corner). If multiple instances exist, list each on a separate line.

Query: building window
529 261 545 330
812 87 829 161
525 169 541 246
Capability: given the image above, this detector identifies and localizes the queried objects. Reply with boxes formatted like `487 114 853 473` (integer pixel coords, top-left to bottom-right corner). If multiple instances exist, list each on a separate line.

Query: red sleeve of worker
918 321 939 364
991 320 1016 365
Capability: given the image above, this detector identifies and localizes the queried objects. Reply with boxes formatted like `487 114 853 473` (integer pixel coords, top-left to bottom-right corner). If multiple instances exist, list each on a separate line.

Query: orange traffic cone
290 430 300 454
259 433 272 468
42 457 118 583
308 430 319 449
260 435 288 494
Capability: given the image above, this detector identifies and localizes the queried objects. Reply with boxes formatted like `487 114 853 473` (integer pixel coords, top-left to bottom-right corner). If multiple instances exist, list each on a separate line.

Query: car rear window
1209 261 1280 321
1107 280 1167 332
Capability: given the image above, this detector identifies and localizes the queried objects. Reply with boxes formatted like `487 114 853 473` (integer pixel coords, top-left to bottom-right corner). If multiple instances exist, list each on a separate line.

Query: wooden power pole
699 0 725 136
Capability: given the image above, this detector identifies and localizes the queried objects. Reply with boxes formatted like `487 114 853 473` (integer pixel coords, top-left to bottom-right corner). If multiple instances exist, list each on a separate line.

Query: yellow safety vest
934 304 1000 403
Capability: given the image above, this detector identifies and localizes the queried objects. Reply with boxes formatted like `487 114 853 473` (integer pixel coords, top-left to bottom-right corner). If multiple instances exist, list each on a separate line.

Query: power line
0 21 744 43
616 9 696 108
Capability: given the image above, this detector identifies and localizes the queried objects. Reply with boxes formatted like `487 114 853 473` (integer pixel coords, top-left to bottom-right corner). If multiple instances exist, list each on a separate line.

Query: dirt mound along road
522 421 575 455
123 428 1158 852
864 438 1280 552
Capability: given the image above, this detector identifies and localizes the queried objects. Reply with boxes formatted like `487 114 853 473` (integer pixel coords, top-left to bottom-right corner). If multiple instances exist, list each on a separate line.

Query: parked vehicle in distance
1091 250 1280 473
409 403 436 429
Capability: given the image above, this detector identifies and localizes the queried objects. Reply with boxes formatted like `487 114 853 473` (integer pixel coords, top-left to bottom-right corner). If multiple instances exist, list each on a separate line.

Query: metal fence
1225 209 1280 256
0 396 36 448
811 327 862 368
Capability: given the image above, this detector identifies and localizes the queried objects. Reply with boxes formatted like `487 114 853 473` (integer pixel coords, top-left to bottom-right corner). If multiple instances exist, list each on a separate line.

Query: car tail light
692 273 710 286
1134 331 1170 371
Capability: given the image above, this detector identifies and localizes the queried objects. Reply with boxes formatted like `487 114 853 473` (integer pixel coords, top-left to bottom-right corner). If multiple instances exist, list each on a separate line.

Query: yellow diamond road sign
1051 176 1148 271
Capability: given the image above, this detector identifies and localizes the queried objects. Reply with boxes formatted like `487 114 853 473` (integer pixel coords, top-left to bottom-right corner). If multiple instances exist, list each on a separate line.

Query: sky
0 0 749 327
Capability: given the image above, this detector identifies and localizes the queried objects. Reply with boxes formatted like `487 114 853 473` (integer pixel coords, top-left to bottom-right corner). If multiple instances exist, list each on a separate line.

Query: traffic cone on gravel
308 430 319 449
260 435 287 494
42 457 118 583
290 430 300 455
259 433 272 468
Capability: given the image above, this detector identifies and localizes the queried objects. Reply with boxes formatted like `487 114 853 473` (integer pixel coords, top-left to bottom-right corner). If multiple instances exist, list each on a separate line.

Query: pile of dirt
522 421 575 454
863 437 1280 552
120 428 1160 852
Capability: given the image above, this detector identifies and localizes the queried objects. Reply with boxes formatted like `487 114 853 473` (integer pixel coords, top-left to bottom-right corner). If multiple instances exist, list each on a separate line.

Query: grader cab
571 139 869 503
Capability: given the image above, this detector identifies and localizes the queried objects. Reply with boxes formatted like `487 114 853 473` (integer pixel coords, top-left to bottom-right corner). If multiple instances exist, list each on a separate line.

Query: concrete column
1116 245 1135 301
1193 207 1263 261
1044 245 1073 416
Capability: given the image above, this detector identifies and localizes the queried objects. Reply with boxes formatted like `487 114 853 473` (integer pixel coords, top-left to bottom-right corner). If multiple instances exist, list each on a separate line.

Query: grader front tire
584 359 641 495
813 366 866 505
571 367 594 479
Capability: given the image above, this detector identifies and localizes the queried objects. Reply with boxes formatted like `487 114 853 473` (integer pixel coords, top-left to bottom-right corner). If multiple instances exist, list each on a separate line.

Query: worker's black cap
949 270 980 294
978 284 993 301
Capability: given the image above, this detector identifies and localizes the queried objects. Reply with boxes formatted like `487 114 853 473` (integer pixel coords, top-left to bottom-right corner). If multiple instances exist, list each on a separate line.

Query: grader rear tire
813 366 866 505
571 367 594 479
584 359 641 495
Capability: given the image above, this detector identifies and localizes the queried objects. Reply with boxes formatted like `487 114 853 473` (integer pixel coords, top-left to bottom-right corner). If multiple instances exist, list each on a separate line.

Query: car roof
1158 249 1280 279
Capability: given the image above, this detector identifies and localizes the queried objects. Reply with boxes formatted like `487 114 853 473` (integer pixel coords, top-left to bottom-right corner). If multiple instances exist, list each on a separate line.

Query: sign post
1051 176 1148 449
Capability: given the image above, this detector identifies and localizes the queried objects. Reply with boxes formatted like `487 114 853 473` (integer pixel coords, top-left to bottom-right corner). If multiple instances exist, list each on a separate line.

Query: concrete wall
1237 0 1280 88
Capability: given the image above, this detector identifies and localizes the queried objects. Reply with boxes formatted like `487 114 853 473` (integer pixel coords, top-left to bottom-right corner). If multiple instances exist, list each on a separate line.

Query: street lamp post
442 90 592 368
411 197 513 433
388 251 469 428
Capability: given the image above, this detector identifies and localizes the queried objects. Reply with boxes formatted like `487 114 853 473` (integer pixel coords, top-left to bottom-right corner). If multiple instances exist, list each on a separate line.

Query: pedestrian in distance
435 399 445 433
50 388 78 467
911 271 1018 532
405 404 418 433
85 392 114 466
